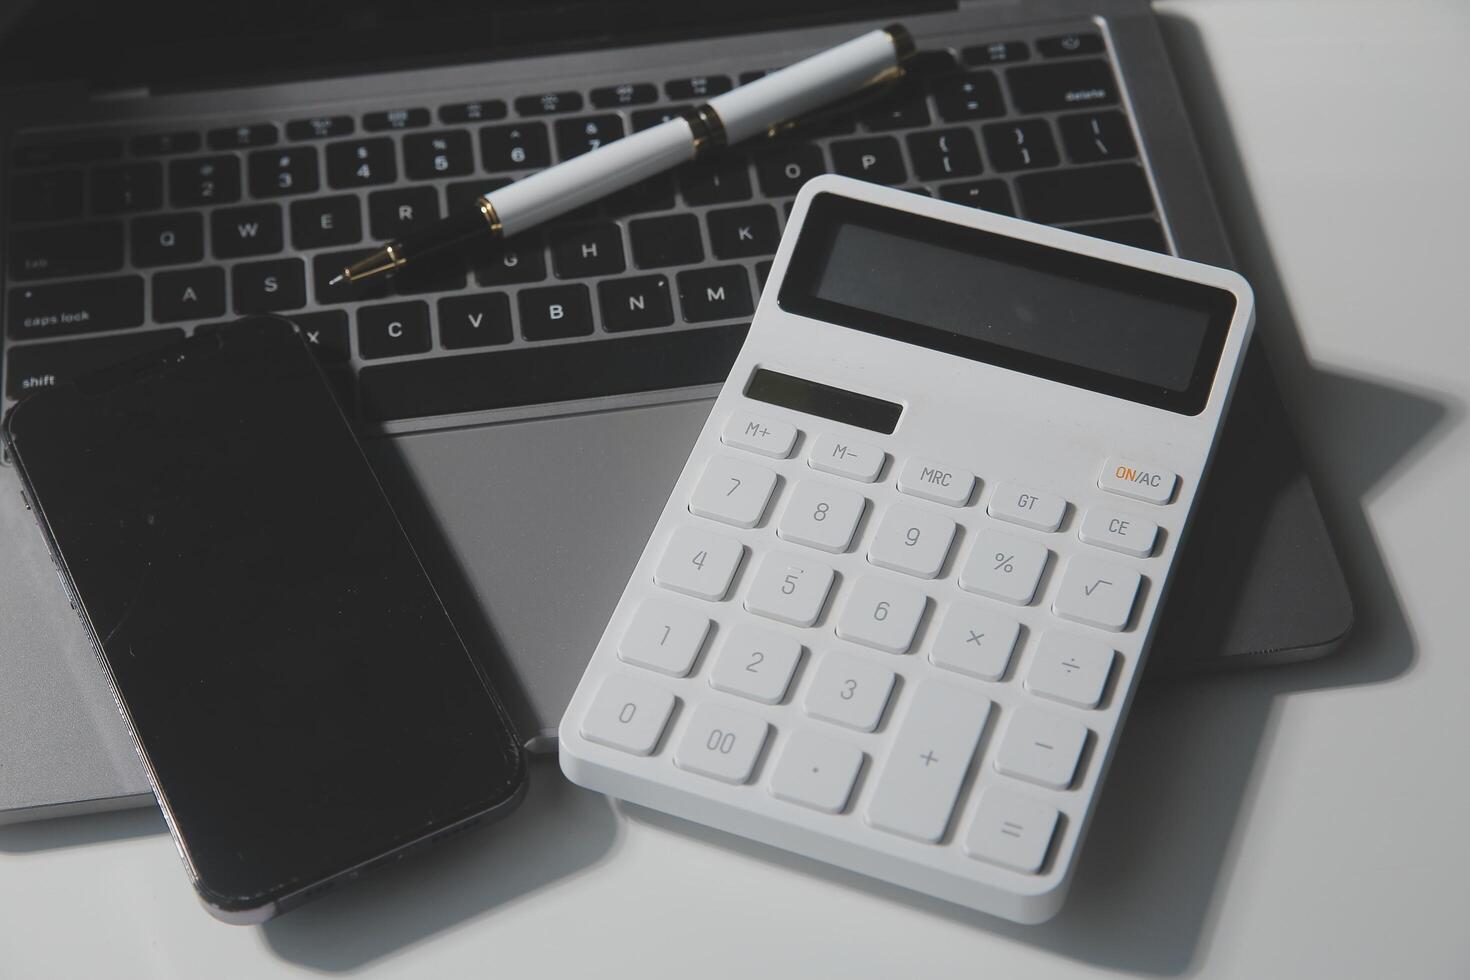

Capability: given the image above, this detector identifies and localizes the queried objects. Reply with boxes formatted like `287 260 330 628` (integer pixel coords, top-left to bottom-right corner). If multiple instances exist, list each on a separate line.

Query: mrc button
1098 457 1177 504
897 457 976 507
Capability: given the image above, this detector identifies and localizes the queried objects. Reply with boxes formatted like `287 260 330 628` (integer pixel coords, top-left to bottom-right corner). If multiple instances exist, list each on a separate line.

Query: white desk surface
4 1 1468 976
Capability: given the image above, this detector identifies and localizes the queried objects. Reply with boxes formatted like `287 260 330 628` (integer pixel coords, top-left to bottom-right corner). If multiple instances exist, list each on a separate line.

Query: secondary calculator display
559 176 1255 923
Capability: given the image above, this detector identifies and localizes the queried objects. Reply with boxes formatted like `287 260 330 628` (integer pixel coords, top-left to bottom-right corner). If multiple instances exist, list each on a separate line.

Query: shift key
6 328 185 400
7 276 145 340
9 222 124 279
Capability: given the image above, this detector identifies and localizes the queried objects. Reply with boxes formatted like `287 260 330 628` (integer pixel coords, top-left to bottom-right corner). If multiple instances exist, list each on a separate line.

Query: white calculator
558 175 1254 923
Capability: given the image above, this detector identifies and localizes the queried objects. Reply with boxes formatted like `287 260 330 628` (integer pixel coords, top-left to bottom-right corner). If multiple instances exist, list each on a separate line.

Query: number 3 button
803 651 896 732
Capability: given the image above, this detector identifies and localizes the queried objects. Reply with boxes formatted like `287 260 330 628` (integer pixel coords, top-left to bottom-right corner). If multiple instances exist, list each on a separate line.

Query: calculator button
1078 507 1158 557
987 483 1067 532
834 576 928 654
958 529 1050 605
618 599 711 677
708 625 802 704
1051 555 1141 631
896 457 975 507
654 526 745 601
866 680 993 843
867 504 957 579
688 455 778 529
744 551 835 627
802 652 895 732
769 730 865 813
808 432 885 483
928 603 1021 681
994 706 1088 789
1098 457 1177 504
777 481 866 554
722 412 797 458
674 702 769 784
963 787 1059 874
1025 631 1114 708
580 673 676 755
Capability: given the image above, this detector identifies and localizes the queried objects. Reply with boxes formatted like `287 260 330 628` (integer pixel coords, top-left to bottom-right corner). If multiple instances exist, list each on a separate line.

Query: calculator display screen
778 194 1237 415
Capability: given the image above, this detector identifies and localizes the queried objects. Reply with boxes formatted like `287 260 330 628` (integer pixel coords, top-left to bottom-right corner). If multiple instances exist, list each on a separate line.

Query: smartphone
2 316 526 922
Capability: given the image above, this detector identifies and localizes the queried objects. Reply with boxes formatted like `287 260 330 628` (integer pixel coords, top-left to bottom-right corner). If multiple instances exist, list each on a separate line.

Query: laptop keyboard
3 30 1168 424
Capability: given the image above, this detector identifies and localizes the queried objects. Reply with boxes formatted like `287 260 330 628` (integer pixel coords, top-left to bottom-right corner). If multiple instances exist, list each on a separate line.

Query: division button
1024 631 1114 708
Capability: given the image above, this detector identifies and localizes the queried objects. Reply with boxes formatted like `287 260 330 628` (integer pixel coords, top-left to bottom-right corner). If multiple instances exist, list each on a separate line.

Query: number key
653 526 744 601
580 673 676 756
867 504 957 579
777 480 866 554
688 455 778 529
618 599 711 677
480 122 551 171
743 551 835 628
834 575 927 654
674 702 769 784
708 625 802 704
248 147 319 197
168 155 241 206
802 651 895 732
325 137 397 188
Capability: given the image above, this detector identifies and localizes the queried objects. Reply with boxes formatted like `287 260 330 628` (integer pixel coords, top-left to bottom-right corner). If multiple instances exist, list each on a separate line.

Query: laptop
0 0 1352 823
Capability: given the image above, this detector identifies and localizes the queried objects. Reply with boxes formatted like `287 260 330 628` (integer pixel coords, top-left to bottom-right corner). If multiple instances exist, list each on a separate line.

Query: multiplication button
722 411 797 458
896 457 975 507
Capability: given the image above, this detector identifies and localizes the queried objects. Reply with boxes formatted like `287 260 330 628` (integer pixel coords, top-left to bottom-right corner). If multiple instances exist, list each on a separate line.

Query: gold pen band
679 103 728 160
477 195 503 233
883 23 917 63
340 241 407 282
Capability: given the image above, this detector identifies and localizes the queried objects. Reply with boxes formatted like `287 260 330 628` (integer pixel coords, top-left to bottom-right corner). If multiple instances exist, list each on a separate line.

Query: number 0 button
580 673 676 756
674 702 770 784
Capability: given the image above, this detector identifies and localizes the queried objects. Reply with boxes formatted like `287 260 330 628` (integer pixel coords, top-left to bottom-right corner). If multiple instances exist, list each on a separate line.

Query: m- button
808 432 884 482
897 456 976 507
721 411 797 458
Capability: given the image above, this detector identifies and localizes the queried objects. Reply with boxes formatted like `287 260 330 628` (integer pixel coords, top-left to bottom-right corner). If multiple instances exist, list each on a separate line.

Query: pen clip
762 64 909 141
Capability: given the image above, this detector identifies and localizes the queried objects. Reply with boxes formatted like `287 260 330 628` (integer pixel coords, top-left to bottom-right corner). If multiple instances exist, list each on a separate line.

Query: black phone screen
3 318 524 916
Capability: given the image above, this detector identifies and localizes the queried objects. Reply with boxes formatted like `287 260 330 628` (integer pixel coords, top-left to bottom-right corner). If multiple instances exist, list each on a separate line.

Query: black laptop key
605 173 677 216
359 323 748 420
632 106 689 132
481 123 551 171
518 284 593 340
906 129 982 181
830 137 906 185
555 115 625 160
934 178 1017 214
168 155 241 206
598 275 673 332
706 205 779 260
440 100 508 124
438 294 514 349
983 119 1059 171
357 301 431 358
89 163 163 214
1058 110 1137 163
755 144 825 197
1065 218 1167 253
1037 33 1104 58
248 147 320 197
755 261 774 291
629 214 704 268
447 178 511 213
290 195 362 250
13 137 121 168
470 233 547 287
930 71 1005 121
363 108 430 131
291 310 351 362
368 187 440 239
591 83 657 108
514 92 583 116
962 41 1028 65
152 266 226 322
1007 60 1119 113
910 49 960 77
403 130 475 179
7 275 143 340
207 124 277 149
6 329 181 400
10 171 83 222
131 131 201 156
1016 163 1153 224
550 224 625 278
313 249 391 304
132 213 204 267
666 75 732 100
286 116 354 141
9 222 123 280
390 251 467 295
677 265 753 322
738 70 771 85
211 204 285 258
231 258 306 313
326 138 397 188
679 158 752 205
860 77 931 132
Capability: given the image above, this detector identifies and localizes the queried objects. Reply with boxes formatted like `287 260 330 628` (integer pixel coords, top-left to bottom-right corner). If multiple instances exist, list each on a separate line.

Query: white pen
330 23 915 285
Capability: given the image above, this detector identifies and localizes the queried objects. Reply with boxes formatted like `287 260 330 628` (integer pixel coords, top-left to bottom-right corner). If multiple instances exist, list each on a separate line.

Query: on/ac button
1098 457 1177 505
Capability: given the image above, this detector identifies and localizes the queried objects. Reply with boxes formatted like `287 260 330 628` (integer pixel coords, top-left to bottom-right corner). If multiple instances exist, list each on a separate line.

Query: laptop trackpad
365 400 712 746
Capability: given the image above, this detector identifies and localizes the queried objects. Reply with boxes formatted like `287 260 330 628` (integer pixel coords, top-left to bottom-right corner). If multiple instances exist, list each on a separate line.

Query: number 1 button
654 526 745 601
